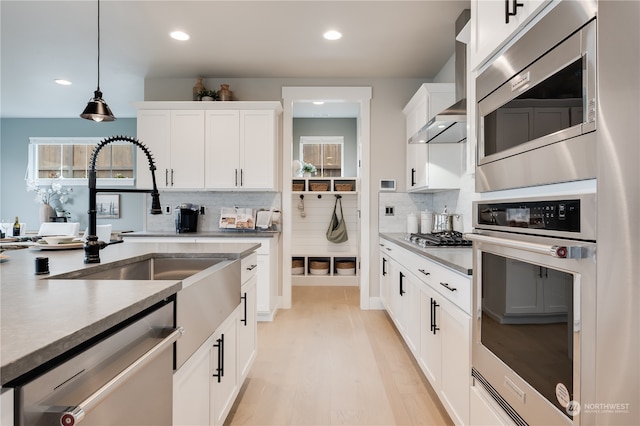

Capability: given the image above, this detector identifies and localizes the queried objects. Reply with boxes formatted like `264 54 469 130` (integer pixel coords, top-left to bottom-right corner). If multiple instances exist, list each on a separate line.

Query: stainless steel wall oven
475 1 597 192
467 193 596 426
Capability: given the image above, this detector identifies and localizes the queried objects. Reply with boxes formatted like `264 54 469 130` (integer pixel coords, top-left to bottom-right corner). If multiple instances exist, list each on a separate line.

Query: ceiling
1 1 469 119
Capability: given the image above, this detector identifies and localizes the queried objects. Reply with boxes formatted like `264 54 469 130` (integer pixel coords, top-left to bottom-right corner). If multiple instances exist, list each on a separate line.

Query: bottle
13 216 21 237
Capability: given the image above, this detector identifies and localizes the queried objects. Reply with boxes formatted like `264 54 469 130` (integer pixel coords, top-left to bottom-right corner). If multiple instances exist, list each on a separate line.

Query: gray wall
0 118 143 232
292 118 357 177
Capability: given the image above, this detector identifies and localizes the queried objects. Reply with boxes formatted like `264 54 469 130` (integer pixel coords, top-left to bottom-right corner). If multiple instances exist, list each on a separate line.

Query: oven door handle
464 233 587 259
60 327 184 426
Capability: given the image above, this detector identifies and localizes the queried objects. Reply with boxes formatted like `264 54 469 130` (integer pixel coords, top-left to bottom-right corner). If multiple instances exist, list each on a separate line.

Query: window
299 136 344 177
27 137 135 186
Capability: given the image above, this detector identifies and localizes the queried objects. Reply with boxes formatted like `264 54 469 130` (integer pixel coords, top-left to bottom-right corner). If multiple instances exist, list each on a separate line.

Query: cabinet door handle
235 169 238 186
171 169 174 186
418 268 431 276
382 258 387 276
431 298 440 334
399 272 406 296
240 169 244 186
241 292 248 326
505 0 524 24
411 168 416 187
165 169 169 187
440 282 457 292
212 334 224 382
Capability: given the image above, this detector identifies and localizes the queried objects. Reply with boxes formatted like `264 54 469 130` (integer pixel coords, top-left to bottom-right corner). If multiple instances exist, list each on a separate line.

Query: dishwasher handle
60 326 184 426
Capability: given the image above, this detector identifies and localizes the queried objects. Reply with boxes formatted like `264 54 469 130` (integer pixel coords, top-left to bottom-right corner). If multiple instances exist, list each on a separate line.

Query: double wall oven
467 194 596 426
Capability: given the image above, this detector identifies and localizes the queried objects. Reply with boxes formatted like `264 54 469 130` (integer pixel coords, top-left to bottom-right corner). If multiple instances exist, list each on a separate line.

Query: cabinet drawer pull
385 247 392 251
246 264 257 271
418 268 431 276
440 282 457 292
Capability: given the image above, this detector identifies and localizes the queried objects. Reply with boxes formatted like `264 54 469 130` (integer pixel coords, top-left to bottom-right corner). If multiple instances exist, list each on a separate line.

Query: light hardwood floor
226 286 453 426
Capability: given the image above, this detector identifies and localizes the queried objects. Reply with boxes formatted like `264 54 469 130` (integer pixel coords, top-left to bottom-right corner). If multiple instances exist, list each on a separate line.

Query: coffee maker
175 203 199 233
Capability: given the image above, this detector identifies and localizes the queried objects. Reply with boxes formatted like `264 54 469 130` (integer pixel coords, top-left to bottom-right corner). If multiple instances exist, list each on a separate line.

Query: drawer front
241 252 258 284
405 250 471 315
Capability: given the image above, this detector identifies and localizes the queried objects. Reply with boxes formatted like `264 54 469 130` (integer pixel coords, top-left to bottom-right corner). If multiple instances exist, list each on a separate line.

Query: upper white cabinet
205 109 280 191
403 84 462 192
134 101 282 191
470 0 552 70
136 109 205 189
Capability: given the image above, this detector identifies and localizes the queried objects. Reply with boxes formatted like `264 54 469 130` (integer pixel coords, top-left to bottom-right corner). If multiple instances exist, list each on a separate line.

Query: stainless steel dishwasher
15 300 182 426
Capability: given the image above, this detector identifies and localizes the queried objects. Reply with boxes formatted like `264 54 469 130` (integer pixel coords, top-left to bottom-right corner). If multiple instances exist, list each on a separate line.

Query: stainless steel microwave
475 1 597 193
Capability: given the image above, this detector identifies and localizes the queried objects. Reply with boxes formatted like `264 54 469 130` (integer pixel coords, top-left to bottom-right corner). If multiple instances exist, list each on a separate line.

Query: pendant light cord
96 0 101 92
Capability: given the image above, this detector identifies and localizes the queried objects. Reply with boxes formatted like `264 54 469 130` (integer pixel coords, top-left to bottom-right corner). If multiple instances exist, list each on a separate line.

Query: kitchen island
0 240 259 386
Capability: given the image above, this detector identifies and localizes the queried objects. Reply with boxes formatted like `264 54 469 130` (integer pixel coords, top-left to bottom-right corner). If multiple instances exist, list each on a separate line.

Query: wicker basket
309 182 329 191
292 183 304 191
292 259 304 268
335 183 353 191
335 260 356 269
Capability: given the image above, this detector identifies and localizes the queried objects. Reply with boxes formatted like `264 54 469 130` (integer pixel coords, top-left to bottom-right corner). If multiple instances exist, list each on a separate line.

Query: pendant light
80 0 116 122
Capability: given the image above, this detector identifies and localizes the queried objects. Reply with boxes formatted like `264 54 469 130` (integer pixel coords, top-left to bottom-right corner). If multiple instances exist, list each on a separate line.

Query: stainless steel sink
50 254 242 369
52 257 223 281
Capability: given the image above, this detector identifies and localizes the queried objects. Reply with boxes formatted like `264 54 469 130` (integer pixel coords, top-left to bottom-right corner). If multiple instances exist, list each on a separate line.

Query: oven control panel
476 199 580 232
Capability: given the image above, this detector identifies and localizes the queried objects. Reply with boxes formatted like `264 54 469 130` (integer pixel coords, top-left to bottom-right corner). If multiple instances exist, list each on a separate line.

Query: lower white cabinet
238 256 258 382
210 312 238 426
173 252 258 426
379 237 471 425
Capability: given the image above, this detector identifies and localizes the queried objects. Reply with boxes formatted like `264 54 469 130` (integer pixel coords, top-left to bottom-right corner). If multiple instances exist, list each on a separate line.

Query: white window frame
27 137 135 187
299 136 345 177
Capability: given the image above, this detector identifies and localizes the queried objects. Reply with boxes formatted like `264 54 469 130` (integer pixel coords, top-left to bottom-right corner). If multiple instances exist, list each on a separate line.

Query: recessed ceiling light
323 30 342 41
313 101 325 105
170 31 190 41
55 79 72 86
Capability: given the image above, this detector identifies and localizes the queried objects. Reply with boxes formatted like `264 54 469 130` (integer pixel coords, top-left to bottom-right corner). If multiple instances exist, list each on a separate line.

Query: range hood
410 9 470 144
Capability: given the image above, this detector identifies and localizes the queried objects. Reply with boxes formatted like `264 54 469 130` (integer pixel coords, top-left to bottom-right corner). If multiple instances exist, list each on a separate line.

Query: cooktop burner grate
406 231 471 247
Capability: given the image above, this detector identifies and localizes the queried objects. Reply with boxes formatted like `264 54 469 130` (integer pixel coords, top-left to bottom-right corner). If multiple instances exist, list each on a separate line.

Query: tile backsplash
145 191 281 232
378 173 476 234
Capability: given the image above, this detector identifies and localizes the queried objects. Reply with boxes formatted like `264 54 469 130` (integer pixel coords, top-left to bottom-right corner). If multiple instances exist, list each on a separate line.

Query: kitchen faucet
84 135 162 264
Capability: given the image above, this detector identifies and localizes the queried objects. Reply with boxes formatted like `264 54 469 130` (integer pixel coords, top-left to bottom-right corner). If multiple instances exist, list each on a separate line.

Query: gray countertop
123 230 280 238
0 241 260 386
379 233 473 275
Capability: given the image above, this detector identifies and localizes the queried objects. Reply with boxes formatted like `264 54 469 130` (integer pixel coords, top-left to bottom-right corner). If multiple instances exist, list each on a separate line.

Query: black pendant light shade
81 90 115 122
80 0 116 122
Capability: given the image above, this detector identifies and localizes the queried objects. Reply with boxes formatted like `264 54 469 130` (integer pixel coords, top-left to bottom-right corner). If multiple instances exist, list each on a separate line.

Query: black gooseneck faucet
84 135 162 264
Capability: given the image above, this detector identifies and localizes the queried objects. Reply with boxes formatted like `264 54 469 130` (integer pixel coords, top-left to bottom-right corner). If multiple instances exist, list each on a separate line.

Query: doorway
281 87 371 310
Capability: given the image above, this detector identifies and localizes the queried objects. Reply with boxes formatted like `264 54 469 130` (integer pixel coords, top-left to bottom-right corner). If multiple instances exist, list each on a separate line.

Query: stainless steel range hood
410 9 470 144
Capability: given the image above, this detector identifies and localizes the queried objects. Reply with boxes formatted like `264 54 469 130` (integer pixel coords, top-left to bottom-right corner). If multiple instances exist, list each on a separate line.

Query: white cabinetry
173 253 258 426
210 311 238 426
470 384 516 426
403 84 462 192
238 253 258 382
205 109 279 191
133 101 281 191
471 0 552 69
379 237 471 425
136 109 205 189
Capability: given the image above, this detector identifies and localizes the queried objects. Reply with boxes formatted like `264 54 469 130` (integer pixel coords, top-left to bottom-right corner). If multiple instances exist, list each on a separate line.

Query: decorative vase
219 84 233 101
40 204 55 224
192 78 205 101
303 172 311 178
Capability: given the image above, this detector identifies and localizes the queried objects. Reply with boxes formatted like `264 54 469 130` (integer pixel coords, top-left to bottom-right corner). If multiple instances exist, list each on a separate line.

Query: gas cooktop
404 231 471 248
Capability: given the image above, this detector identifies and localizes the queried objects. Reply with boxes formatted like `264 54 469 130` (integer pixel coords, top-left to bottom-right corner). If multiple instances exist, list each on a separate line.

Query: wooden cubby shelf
291 177 357 193
291 255 358 286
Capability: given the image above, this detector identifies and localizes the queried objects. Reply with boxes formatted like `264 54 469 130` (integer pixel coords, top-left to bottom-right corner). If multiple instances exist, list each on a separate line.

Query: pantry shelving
290 177 359 286
292 177 357 194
